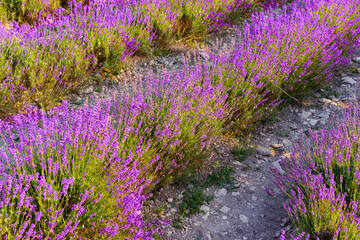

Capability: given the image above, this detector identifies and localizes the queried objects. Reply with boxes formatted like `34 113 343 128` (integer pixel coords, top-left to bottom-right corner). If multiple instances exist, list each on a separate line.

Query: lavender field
0 0 359 239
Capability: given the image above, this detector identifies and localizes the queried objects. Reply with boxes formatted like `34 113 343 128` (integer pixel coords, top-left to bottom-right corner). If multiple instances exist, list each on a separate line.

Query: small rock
222 215 228 220
275 231 281 237
199 51 210 60
170 208 177 213
342 76 356 85
167 198 173 203
309 109 316 113
320 119 326 125
206 232 212 240
289 124 298 130
233 161 243 166
200 205 210 212
282 139 292 147
252 195 257 201
319 98 332 103
202 211 210 220
232 192 240 196
220 206 231 214
299 110 312 118
177 194 183 199
249 186 256 192
256 148 273 156
217 188 227 196
239 215 249 224
352 56 360 63
271 143 283 149
309 119 318 126
318 112 328 118
272 160 285 174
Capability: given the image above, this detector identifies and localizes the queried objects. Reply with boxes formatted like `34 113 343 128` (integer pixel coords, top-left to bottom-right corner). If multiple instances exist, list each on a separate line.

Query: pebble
220 206 230 214
256 148 273 156
239 214 249 224
217 188 227 196
299 110 312 118
319 98 332 103
318 112 328 118
352 56 360 63
271 143 283 149
252 195 257 201
309 119 318 126
289 124 298 130
199 51 210 60
249 186 256 192
200 205 210 212
342 76 356 85
167 197 173 203
272 160 285 174
202 211 210 220
232 192 240 196
282 139 292 148
233 161 243 166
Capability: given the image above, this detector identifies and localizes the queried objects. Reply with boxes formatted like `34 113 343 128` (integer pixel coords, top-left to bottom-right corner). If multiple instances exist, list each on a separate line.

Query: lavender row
0 0 359 238
0 0 281 118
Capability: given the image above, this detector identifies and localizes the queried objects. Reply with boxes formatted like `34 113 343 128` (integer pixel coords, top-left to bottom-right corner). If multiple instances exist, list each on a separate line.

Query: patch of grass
320 86 341 99
231 146 255 162
179 185 215 216
154 203 167 214
172 215 184 229
204 165 237 190
175 164 236 218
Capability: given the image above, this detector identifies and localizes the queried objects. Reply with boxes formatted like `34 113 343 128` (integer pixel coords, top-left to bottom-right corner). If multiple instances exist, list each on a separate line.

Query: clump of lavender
185 0 360 131
0 101 158 239
107 68 230 184
272 103 360 239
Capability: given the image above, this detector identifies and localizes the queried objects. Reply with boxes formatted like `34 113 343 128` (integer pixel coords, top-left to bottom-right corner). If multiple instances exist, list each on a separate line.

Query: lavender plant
185 0 360 131
0 101 158 239
272 104 360 239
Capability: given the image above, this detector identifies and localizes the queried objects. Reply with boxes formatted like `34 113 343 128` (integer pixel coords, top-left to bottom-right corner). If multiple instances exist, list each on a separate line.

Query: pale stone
342 76 356 85
217 188 227 196
200 205 210 212
220 206 230 214
271 143 283 149
272 160 285 174
256 148 273 156
239 214 249 224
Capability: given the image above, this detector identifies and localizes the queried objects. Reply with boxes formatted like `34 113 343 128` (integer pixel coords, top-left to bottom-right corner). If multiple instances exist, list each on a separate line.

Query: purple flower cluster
0 101 158 239
272 104 360 239
185 0 360 130
0 0 278 117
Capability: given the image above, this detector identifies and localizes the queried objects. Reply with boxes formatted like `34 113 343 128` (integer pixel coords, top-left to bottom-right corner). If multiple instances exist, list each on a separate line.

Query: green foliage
231 146 255 163
179 184 215 216
175 164 236 219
